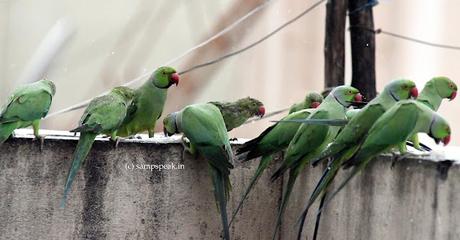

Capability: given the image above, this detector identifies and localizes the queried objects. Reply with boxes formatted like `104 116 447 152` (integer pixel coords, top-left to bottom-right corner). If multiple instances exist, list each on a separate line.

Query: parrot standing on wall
229 95 322 226
115 66 179 138
289 92 323 114
269 86 362 240
209 97 265 132
295 79 418 240
163 103 234 240
61 86 135 207
314 100 451 218
0 79 55 146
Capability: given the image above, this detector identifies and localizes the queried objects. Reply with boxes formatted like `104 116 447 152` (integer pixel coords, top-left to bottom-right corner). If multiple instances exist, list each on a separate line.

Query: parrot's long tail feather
272 169 299 240
406 140 432 151
0 122 21 144
229 155 272 227
312 192 327 240
61 132 97 208
271 162 290 182
211 168 231 240
296 161 338 240
318 162 367 214
237 124 275 160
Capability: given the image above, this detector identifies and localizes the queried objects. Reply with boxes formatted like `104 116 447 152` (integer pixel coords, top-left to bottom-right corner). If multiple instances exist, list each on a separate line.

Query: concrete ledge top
12 128 460 164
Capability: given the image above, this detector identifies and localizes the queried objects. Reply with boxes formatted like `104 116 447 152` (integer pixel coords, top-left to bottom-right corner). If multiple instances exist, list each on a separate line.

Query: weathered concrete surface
290 155 460 240
0 130 459 240
0 130 282 240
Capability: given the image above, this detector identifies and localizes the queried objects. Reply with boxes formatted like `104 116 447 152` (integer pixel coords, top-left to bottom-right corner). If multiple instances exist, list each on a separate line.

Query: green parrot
314 100 451 216
163 103 233 240
295 79 418 239
209 97 265 131
408 76 456 150
115 66 179 138
229 108 316 226
61 86 135 207
289 92 324 114
0 79 55 145
269 86 362 240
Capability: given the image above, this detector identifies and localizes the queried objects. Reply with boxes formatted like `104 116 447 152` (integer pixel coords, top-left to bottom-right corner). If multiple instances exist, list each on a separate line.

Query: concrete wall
0 130 459 240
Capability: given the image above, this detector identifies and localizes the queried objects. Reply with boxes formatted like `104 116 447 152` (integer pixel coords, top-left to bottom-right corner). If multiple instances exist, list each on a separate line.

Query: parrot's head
112 86 136 104
330 86 362 107
41 79 56 96
305 92 323 108
152 66 180 89
430 76 457 101
386 79 418 101
237 97 265 117
163 113 179 137
428 114 451 145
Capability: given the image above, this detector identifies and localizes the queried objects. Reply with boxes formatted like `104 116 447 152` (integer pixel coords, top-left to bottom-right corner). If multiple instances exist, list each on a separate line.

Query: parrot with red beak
268 85 362 240
293 79 419 240
289 92 324 113
309 101 451 234
407 76 457 150
209 97 265 132
115 66 179 138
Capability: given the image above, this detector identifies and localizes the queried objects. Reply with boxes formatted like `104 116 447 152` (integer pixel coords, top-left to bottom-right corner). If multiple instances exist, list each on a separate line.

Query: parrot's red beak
310 101 321 108
443 135 451 145
450 91 457 101
354 93 363 102
410 87 418 99
257 106 266 117
170 73 180 86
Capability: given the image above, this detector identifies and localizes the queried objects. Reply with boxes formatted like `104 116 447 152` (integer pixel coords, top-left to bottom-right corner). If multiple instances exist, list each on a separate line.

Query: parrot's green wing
0 86 53 123
229 110 313 227
62 93 130 208
273 119 348 126
271 109 331 180
237 109 313 161
73 95 128 133
318 102 419 214
311 103 386 166
343 102 419 167
181 104 233 240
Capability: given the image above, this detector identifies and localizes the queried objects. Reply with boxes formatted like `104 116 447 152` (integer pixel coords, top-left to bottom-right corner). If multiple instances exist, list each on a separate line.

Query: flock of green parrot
0 65 456 240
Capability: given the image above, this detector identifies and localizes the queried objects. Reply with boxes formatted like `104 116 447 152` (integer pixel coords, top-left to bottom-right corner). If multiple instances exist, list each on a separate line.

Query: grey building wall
0 131 458 240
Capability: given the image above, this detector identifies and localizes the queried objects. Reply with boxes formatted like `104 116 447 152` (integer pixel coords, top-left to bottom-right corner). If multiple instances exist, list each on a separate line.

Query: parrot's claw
136 135 142 139
229 137 238 141
33 135 45 152
109 137 121 149
391 152 413 168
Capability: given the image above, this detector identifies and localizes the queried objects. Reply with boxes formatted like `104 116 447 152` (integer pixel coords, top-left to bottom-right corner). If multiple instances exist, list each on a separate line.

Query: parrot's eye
348 90 352 94
449 83 454 88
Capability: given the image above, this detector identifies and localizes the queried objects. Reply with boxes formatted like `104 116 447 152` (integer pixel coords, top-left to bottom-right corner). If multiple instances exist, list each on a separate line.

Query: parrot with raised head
269 86 362 240
115 66 179 138
295 79 418 240
61 86 135 207
0 79 55 146
163 103 233 240
289 92 323 113
209 97 265 131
